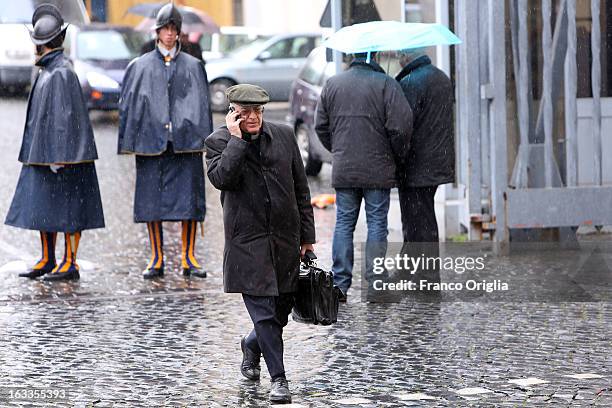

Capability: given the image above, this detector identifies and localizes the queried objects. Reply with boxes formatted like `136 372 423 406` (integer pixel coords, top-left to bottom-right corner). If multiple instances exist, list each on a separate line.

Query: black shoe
143 264 164 279
269 377 291 404
19 265 55 279
240 336 261 381
338 290 347 303
43 269 79 281
183 267 207 278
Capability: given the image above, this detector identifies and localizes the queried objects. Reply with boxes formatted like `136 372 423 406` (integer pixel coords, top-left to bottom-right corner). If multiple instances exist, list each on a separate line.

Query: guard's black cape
18 49 98 165
118 48 213 155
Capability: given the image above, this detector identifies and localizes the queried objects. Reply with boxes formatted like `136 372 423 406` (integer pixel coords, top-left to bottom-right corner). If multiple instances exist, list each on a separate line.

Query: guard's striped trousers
145 221 201 270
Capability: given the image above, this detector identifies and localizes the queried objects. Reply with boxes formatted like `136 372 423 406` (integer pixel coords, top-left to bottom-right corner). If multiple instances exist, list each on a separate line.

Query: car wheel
296 123 323 176
209 79 236 112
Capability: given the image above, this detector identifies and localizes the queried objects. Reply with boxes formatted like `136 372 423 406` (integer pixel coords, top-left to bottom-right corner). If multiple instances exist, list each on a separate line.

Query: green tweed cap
225 84 270 106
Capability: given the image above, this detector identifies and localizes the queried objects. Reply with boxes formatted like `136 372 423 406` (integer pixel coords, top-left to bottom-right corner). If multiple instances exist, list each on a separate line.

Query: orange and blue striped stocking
181 220 201 269
52 232 81 273
33 231 57 271
146 222 164 270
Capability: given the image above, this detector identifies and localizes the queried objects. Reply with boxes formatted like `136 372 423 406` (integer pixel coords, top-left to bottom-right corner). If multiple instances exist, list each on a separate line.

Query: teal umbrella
322 21 461 54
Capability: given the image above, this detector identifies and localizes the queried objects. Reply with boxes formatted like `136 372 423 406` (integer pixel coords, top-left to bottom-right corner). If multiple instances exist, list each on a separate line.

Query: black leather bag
292 251 340 325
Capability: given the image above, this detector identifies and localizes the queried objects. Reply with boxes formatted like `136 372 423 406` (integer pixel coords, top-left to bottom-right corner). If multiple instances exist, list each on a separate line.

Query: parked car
199 26 271 61
288 47 402 176
0 0 89 93
205 32 322 112
66 24 147 110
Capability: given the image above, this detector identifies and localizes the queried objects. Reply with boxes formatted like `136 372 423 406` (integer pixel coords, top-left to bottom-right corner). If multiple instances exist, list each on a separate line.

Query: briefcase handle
301 249 317 266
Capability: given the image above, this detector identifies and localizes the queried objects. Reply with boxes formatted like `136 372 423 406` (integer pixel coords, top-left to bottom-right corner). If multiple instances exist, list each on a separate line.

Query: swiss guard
4 4 105 281
118 2 212 279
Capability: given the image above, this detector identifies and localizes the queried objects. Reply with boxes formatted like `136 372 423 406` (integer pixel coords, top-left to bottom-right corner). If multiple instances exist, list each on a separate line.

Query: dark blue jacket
118 48 212 155
18 49 98 165
395 56 455 187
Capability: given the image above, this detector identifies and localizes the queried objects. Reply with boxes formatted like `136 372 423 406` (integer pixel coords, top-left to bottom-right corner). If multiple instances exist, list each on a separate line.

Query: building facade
83 0 235 27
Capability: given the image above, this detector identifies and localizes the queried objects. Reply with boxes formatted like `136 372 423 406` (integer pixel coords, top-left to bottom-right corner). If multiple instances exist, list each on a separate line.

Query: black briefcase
292 251 340 325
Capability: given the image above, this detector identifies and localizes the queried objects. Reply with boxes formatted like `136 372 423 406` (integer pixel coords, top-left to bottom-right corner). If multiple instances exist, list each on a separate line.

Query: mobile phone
229 106 241 119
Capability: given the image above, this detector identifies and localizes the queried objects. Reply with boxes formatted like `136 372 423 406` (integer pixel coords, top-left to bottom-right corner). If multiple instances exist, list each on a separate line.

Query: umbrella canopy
322 21 461 54
128 3 219 34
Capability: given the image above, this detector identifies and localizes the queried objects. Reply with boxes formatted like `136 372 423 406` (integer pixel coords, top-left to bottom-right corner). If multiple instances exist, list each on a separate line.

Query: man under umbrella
394 49 455 290
315 51 412 301
395 49 454 243
118 2 212 279
5 4 105 281
205 84 316 404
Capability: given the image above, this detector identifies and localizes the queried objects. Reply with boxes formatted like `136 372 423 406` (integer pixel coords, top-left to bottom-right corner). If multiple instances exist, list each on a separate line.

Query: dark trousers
242 293 295 380
398 185 439 243
398 185 441 287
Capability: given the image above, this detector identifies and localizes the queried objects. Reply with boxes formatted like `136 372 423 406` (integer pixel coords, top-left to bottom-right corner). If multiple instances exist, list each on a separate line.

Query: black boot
269 377 291 404
43 267 79 281
183 267 207 278
20 231 57 279
143 264 164 279
43 232 80 281
240 336 261 381
19 268 53 279
144 222 164 279
182 220 205 278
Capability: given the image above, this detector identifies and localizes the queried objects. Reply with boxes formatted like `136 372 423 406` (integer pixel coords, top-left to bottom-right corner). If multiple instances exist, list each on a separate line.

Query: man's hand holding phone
226 106 243 138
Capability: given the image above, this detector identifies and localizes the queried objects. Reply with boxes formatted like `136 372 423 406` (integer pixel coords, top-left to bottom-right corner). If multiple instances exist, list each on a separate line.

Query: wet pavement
0 97 610 407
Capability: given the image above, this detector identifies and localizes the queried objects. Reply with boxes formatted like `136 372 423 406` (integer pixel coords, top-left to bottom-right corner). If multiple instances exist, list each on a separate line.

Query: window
264 36 317 59
199 33 213 52
299 47 327 85
76 30 146 61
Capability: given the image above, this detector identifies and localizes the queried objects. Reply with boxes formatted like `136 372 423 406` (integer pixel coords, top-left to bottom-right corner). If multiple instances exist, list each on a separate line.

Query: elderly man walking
205 84 316 404
315 52 413 301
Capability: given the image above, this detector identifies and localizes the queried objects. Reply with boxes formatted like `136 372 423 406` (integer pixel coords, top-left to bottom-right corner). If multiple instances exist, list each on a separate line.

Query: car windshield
0 0 88 24
77 30 146 61
227 37 270 58
219 34 270 53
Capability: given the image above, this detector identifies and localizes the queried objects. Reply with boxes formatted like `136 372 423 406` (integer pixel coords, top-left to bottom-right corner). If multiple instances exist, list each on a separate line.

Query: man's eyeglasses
233 105 264 116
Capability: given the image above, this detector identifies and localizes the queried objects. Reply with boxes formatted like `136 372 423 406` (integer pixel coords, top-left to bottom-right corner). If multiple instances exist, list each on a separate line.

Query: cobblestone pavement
0 98 610 407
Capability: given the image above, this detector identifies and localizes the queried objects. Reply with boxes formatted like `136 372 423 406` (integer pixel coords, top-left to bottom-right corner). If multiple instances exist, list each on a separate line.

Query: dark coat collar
261 121 274 139
349 59 386 74
395 55 431 82
35 48 64 68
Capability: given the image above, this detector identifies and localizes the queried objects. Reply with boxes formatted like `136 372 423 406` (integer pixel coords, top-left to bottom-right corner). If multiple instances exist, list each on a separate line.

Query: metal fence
454 0 612 243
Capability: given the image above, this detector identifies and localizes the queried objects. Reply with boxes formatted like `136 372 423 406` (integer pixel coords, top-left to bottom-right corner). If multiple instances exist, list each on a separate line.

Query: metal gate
454 0 612 243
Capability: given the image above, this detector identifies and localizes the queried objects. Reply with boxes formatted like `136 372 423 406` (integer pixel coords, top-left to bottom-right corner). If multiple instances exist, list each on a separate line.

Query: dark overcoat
5 49 104 233
118 49 212 155
205 122 316 296
395 55 455 187
118 48 212 222
315 60 413 189
18 49 98 165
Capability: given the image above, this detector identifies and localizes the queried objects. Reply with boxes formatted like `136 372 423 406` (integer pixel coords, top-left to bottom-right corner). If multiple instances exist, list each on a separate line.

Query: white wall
242 0 328 33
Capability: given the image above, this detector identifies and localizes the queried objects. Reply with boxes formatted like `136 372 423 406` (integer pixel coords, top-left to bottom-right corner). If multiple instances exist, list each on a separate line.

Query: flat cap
226 84 270 106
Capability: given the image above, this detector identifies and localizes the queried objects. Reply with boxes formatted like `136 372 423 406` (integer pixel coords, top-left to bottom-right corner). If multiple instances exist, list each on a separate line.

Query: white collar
158 43 177 59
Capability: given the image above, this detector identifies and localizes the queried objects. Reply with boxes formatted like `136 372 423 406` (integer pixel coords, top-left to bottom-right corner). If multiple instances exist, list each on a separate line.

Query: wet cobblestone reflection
0 99 610 406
